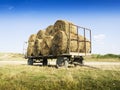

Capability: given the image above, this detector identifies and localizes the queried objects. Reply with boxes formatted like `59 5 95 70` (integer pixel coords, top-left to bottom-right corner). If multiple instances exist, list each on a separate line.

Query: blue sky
0 0 120 54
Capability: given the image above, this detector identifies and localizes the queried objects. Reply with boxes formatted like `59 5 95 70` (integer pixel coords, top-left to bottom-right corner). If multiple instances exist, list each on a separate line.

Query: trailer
25 23 92 68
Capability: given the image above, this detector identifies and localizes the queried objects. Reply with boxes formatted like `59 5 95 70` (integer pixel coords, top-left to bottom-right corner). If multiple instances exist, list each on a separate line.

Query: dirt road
0 60 26 66
0 60 120 70
84 61 120 70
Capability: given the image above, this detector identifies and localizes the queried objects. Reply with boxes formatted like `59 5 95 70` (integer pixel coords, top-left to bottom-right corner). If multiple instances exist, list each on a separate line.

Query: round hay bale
36 30 46 39
28 34 36 42
54 20 77 34
27 42 35 56
51 30 67 55
45 25 55 36
33 38 43 56
41 36 53 55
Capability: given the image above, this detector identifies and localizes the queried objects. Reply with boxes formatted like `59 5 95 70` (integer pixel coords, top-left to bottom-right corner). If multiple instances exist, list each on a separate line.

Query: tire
28 58 33 65
79 56 84 64
56 57 69 68
43 58 48 66
56 57 64 67
73 56 84 66
74 56 84 64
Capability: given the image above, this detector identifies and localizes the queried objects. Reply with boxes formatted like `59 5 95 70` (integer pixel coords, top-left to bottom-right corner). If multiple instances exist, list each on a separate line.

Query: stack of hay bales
51 20 90 55
27 20 91 57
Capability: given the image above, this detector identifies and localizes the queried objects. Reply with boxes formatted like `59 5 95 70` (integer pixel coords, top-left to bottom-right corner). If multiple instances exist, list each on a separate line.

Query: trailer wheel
28 58 33 65
56 57 69 68
43 58 48 66
56 57 64 68
73 56 84 66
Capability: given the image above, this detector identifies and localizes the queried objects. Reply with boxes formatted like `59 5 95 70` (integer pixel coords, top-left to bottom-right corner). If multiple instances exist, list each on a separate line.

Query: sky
0 0 120 54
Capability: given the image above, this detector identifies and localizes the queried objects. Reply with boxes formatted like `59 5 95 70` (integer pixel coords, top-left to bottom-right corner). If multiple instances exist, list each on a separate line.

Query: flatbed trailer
26 23 92 67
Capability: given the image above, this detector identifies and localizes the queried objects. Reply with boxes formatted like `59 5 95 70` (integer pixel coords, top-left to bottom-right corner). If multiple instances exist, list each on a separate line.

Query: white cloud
93 34 106 45
94 34 106 41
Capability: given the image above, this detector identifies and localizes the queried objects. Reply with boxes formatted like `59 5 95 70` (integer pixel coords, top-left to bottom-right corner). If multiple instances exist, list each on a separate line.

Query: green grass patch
85 54 120 62
92 54 120 59
0 65 120 90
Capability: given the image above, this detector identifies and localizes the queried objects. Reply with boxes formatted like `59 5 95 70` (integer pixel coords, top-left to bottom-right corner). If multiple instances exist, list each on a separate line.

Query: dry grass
0 65 120 90
0 53 25 61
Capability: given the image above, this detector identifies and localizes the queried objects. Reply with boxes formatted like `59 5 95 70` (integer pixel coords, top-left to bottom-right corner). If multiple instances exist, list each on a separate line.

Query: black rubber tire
79 56 84 64
28 58 33 65
74 56 84 64
43 58 48 66
56 57 69 68
56 57 64 68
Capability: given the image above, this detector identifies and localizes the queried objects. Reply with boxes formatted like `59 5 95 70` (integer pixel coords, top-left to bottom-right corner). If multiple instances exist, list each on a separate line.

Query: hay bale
81 41 91 53
41 36 53 55
33 38 43 56
28 34 36 42
51 31 67 55
71 33 91 53
27 42 35 56
54 20 77 34
70 41 77 52
70 34 85 52
36 30 46 39
27 34 36 56
86 42 91 53
45 25 55 36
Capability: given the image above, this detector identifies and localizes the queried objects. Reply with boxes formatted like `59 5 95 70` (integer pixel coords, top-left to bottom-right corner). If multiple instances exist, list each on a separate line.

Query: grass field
0 53 120 90
0 52 25 61
0 65 120 90
85 54 120 62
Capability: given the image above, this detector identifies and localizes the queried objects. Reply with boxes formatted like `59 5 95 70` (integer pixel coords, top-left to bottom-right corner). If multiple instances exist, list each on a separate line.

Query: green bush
92 54 120 59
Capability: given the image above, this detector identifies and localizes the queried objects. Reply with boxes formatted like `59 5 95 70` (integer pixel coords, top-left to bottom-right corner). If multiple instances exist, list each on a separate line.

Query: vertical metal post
68 23 71 54
84 28 86 55
77 26 79 55
90 30 92 53
23 41 27 58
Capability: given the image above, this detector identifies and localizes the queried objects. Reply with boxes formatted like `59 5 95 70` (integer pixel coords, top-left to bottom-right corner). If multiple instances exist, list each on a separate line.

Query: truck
24 20 92 68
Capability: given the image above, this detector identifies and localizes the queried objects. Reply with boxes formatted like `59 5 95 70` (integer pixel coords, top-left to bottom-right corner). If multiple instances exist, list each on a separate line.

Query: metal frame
67 23 92 56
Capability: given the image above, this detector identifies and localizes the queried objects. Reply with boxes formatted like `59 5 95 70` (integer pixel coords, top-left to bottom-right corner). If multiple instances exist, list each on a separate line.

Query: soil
0 60 120 70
